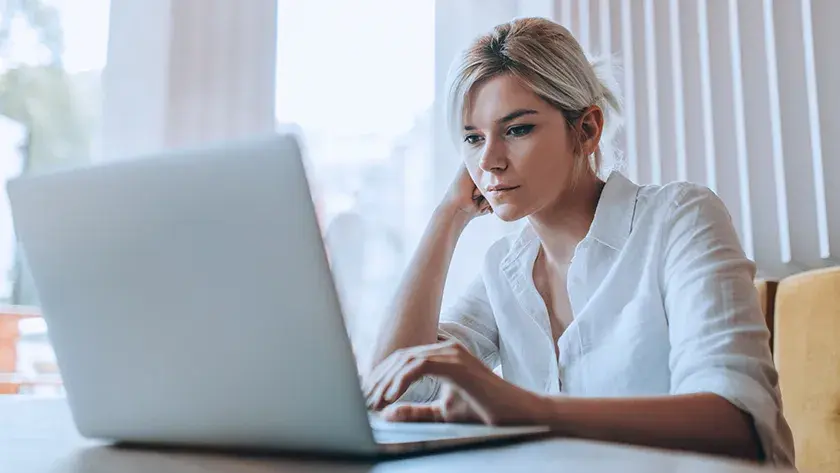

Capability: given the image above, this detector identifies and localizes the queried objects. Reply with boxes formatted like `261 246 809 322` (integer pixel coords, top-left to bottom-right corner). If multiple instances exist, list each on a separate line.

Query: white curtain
102 0 278 159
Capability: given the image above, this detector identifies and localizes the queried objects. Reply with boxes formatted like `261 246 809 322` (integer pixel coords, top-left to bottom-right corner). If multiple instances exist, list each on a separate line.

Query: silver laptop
7 133 549 457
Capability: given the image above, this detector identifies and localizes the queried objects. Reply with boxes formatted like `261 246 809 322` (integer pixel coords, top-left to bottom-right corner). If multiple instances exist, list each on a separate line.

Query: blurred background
0 0 838 395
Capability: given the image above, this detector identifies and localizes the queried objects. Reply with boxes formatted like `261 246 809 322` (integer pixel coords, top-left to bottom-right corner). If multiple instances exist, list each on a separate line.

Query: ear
574 105 604 157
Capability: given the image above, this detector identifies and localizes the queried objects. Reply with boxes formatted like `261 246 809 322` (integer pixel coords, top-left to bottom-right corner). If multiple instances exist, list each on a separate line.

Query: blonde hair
447 17 622 178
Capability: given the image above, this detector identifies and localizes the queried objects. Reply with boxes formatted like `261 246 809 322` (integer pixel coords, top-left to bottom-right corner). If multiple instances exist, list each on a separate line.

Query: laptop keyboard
369 415 550 444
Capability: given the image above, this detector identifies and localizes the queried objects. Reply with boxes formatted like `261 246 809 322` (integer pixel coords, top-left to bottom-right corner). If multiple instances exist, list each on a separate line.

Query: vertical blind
553 0 839 278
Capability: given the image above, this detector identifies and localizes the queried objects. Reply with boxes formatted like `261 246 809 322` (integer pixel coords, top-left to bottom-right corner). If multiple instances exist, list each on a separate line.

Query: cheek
508 140 578 208
511 136 575 179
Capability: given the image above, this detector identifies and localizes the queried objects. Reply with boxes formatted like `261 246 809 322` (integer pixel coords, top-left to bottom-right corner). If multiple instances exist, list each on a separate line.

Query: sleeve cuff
395 375 442 404
673 369 795 466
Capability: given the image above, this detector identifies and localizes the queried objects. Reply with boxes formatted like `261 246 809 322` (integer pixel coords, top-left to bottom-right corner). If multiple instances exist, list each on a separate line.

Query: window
275 0 435 367
0 0 110 395
1 0 533 396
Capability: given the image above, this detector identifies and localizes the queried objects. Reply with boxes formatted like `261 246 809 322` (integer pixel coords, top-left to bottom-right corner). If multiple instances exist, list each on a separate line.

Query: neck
527 173 605 268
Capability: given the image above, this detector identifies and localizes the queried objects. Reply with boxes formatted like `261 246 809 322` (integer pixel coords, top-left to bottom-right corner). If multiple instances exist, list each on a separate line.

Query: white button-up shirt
403 171 794 465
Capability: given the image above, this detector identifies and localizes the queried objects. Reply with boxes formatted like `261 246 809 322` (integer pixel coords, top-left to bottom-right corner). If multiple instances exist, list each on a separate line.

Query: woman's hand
439 165 492 221
380 383 482 423
363 340 547 426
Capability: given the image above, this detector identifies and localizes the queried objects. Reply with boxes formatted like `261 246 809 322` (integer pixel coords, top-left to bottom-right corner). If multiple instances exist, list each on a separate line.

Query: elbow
734 409 765 463
709 394 765 463
725 434 764 464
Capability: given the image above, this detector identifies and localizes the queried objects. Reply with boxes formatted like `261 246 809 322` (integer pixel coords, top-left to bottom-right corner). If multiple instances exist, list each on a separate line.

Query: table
1 397 793 473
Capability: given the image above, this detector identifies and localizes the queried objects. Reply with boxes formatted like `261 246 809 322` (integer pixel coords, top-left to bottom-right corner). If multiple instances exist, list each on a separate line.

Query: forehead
464 74 550 125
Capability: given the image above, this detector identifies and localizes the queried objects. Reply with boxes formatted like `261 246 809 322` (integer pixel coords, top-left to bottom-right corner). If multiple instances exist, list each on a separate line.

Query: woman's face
461 75 583 222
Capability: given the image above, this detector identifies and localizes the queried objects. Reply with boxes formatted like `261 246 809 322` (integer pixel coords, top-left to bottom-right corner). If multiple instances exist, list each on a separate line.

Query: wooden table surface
0 397 793 473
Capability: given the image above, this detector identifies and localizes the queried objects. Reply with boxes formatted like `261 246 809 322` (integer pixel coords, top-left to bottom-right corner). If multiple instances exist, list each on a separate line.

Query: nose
478 137 507 173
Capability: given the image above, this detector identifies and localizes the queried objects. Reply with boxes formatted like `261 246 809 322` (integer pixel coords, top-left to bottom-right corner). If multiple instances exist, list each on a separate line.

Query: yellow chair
774 266 840 472
754 279 779 352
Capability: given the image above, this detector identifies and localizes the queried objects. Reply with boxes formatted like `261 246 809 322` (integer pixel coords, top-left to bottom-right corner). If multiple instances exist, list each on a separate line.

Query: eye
506 124 535 137
463 134 484 145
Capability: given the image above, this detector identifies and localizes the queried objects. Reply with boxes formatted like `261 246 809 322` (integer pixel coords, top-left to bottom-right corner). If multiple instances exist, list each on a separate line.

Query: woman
363 17 793 465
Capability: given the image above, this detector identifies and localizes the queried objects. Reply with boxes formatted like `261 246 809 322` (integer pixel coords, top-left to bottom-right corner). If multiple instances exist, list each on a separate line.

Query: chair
774 266 840 472
754 279 779 352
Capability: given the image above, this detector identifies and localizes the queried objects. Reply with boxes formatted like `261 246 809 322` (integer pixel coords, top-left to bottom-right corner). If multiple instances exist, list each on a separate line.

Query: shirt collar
503 171 640 265
587 171 640 251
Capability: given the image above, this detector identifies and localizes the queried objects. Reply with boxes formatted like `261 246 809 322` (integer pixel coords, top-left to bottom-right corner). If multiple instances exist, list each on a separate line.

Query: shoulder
638 181 747 271
636 180 721 210
634 180 731 226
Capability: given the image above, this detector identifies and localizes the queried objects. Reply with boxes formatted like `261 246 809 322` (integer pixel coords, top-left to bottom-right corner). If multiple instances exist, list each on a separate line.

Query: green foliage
0 65 98 173
0 0 100 173
0 0 64 66
0 0 100 304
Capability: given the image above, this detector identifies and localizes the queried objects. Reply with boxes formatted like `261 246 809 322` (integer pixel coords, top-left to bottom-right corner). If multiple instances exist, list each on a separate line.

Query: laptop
7 133 550 457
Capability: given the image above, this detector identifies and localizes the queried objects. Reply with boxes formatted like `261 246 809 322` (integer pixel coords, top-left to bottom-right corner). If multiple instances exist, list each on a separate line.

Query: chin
490 203 529 222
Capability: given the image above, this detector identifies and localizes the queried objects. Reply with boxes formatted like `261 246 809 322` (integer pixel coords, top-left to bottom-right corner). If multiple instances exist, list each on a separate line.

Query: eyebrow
463 109 539 131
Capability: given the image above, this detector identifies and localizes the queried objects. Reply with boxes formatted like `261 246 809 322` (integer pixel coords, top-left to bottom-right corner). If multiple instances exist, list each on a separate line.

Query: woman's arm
658 184 793 464
540 394 761 461
368 204 470 369
368 165 489 372
369 342 762 461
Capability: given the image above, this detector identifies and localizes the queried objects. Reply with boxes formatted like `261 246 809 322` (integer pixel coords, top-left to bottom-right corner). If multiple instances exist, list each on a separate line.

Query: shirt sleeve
661 184 795 466
397 275 501 403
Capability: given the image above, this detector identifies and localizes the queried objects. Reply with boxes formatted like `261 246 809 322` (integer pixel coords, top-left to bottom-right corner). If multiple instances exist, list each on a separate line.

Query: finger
378 358 427 408
364 344 430 396
368 343 461 409
476 195 494 216
382 403 444 423
372 352 446 411
381 353 463 408
471 185 483 201
363 354 400 397
363 351 406 394
368 356 412 409
368 356 418 410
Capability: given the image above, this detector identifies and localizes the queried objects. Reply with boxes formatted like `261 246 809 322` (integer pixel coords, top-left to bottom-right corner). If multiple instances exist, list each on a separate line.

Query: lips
486 184 520 193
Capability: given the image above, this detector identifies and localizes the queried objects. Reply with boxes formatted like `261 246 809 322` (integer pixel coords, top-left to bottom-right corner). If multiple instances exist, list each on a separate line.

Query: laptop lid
7 133 377 455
